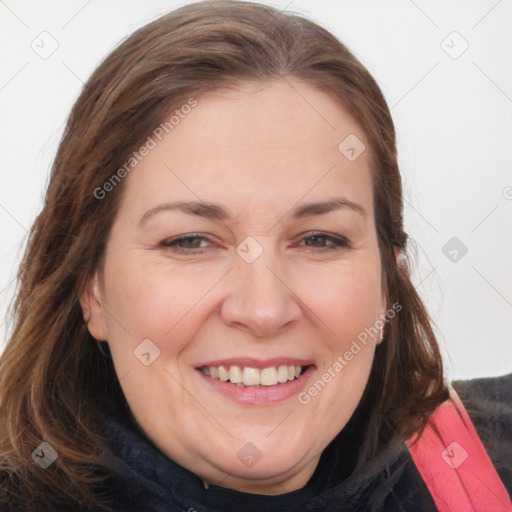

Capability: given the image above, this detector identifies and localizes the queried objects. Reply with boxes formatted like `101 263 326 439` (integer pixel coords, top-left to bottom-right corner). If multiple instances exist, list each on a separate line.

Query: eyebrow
139 197 367 226
292 198 367 220
139 201 229 225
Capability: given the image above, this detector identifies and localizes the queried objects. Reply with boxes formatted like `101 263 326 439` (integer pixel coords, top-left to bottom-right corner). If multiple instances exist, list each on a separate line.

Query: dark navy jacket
97 373 512 511
1 373 511 511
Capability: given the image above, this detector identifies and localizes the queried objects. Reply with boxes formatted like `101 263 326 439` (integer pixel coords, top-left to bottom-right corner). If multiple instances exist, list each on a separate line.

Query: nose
219 250 302 338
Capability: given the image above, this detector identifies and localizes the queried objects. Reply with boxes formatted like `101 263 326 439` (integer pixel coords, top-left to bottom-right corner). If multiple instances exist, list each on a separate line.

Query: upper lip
196 357 315 369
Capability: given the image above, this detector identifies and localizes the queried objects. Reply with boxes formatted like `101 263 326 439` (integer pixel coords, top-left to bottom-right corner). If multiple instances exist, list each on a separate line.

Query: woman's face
82 79 387 494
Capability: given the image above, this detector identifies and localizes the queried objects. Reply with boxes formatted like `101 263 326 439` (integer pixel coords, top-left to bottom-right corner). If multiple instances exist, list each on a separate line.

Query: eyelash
159 231 350 254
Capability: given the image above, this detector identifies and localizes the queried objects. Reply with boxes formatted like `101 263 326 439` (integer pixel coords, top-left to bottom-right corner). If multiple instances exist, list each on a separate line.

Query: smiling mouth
198 364 310 387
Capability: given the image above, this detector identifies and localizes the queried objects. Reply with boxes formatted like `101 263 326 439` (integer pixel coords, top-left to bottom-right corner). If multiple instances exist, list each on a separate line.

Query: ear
79 273 108 341
393 246 401 264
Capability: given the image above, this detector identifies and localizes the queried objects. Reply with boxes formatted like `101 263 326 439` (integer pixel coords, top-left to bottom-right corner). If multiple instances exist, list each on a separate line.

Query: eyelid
159 233 214 251
159 231 351 253
293 230 351 248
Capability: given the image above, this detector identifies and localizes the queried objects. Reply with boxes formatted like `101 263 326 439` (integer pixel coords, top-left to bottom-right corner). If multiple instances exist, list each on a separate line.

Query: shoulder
452 372 512 403
452 372 512 496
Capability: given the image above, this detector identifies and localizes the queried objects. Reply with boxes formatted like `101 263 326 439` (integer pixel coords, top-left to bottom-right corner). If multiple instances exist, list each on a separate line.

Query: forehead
117 79 374 221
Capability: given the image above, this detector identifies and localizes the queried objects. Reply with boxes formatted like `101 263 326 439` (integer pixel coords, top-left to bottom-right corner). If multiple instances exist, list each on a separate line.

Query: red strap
406 387 512 511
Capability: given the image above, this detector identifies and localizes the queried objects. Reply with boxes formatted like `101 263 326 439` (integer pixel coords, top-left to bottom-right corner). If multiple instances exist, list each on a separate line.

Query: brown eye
160 234 212 252
304 235 329 247
176 236 205 249
299 232 349 251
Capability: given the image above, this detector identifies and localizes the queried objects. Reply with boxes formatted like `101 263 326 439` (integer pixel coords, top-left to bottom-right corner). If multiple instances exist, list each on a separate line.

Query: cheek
101 251 221 353
298 259 383 349
301 264 380 422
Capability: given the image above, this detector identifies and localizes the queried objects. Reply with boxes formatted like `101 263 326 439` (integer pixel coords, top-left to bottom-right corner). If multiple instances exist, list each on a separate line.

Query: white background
0 0 511 380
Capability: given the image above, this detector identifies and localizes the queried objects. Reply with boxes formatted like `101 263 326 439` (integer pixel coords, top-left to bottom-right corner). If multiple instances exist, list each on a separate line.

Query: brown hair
0 1 448 509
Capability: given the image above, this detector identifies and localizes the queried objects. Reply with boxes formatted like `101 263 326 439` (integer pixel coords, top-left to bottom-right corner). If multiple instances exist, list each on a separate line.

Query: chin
206 433 314 483
210 451 309 490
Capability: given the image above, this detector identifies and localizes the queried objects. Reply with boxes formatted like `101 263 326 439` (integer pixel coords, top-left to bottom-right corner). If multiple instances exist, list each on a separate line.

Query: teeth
219 365 229 381
260 367 278 386
201 364 306 386
277 365 289 383
243 367 261 385
229 365 243 384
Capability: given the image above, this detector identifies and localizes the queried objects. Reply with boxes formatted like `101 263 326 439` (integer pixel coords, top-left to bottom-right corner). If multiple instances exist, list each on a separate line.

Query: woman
0 1 510 511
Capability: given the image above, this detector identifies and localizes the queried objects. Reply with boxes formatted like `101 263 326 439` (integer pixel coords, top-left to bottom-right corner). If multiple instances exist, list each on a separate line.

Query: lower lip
197 366 315 405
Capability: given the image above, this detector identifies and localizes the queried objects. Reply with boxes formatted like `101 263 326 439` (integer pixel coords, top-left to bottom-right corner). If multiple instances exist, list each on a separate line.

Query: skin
81 79 389 495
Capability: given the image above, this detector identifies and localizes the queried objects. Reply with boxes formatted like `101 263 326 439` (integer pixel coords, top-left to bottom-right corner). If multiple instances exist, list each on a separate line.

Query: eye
297 232 350 251
160 234 213 252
